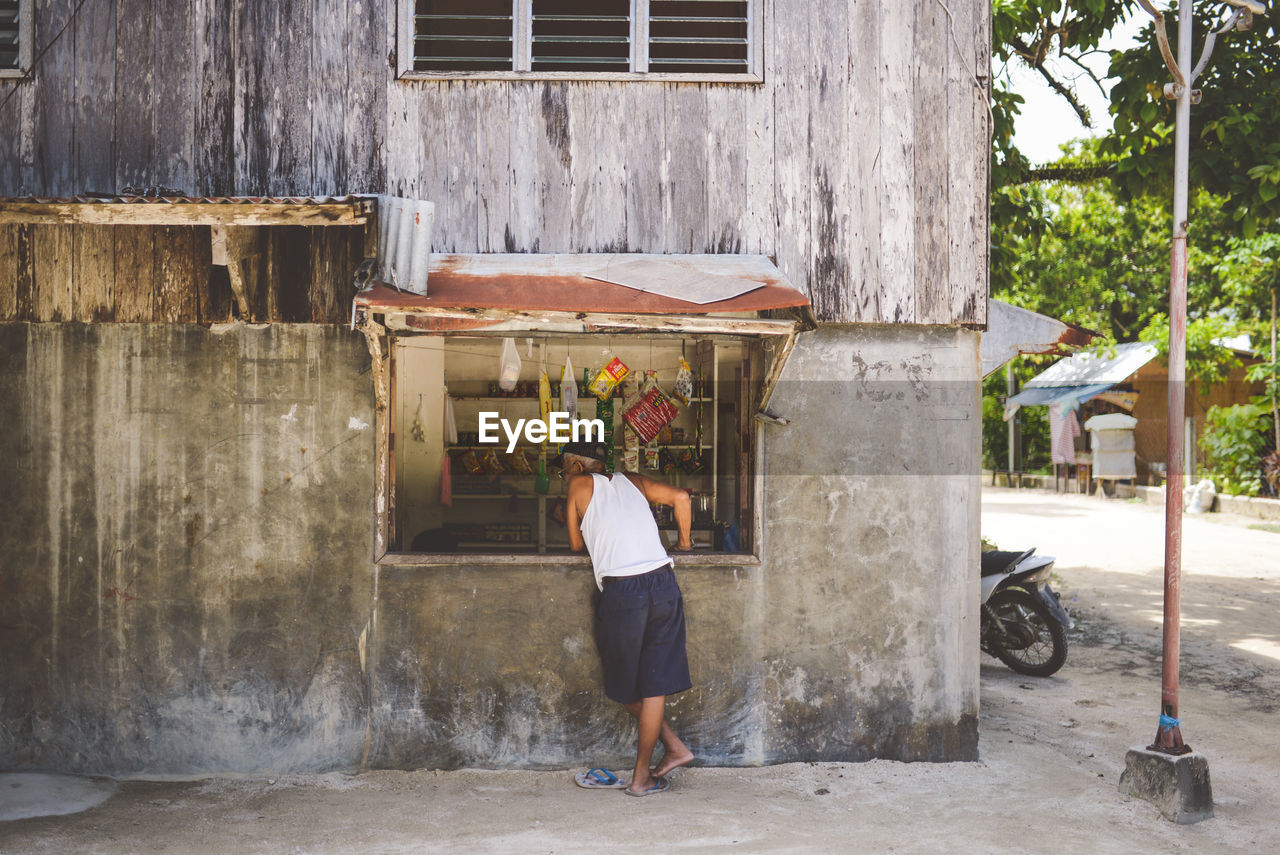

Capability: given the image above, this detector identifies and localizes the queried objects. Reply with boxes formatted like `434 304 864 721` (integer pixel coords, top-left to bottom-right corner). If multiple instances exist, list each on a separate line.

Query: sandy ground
2 487 1278 854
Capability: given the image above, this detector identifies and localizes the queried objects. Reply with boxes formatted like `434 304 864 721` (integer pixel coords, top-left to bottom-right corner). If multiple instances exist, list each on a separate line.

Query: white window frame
396 0 763 83
0 0 32 79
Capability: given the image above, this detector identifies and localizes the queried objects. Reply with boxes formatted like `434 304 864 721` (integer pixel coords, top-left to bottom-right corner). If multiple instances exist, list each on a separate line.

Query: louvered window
413 0 515 73
0 0 25 73
402 0 758 80
648 1 749 74
531 0 631 73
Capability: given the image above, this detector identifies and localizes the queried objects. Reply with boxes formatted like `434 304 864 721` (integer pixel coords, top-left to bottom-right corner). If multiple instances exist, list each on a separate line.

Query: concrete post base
1118 747 1214 824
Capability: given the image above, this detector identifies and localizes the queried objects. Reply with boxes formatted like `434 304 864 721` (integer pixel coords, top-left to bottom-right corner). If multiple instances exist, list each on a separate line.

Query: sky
1006 12 1150 164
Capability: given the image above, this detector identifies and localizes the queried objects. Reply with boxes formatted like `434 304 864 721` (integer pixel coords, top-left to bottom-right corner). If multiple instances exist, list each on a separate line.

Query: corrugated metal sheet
981 298 1099 378
1024 342 1159 388
1003 342 1159 417
375 196 433 295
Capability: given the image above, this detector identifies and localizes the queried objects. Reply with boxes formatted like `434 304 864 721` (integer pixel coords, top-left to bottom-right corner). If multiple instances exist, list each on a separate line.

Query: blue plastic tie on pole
1159 714 1181 729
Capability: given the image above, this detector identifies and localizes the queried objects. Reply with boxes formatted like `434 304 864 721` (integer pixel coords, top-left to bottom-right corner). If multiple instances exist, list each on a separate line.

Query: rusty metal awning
354 253 815 336
0 195 374 226
353 253 815 418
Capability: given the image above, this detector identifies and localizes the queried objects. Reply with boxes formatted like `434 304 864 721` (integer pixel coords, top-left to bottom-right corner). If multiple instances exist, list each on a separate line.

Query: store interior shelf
451 493 542 500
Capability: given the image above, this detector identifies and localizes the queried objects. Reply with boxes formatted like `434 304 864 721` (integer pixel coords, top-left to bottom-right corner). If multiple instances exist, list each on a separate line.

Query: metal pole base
1149 723 1192 756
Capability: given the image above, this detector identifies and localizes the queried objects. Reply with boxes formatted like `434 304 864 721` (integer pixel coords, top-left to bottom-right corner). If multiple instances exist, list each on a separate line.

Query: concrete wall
760 325 981 761
0 323 375 775
0 322 979 774
367 324 981 770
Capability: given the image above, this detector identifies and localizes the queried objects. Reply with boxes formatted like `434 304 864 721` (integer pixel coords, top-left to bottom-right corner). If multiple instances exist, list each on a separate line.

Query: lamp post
1118 0 1264 823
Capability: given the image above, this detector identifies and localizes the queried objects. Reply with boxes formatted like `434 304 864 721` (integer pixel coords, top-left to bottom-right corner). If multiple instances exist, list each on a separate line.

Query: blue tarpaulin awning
1002 342 1159 420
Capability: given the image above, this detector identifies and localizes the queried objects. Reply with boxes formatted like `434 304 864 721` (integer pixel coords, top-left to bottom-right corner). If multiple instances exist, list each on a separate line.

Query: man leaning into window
560 441 695 797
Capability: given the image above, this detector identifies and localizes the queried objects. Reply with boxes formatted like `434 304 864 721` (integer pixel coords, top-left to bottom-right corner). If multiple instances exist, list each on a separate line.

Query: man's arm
625 473 693 551
566 477 589 552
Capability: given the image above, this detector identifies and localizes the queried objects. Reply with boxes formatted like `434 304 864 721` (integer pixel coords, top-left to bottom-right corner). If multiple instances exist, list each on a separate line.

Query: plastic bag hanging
498 337 522 392
443 387 458 446
673 357 695 406
560 355 578 421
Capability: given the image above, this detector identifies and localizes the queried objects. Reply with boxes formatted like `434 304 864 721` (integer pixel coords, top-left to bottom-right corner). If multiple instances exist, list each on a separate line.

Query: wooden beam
0 199 374 227
211 225 261 318
377 305 801 337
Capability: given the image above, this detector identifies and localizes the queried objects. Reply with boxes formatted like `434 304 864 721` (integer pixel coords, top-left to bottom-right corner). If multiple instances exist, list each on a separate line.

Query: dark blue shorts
594 566 692 705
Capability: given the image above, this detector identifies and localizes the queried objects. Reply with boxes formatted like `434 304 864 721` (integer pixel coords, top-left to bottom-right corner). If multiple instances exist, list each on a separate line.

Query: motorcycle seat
980 548 1035 577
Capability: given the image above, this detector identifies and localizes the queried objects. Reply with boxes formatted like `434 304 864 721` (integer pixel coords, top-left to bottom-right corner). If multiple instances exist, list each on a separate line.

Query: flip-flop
574 768 629 789
624 777 670 797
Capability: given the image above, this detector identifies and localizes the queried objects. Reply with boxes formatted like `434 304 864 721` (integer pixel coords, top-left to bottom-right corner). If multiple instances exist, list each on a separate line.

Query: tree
992 172 1237 340
1215 233 1280 449
1104 7 1280 237
991 0 1135 188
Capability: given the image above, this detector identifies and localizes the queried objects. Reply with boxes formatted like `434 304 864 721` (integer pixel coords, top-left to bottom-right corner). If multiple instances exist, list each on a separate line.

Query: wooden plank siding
0 224 364 323
0 0 989 327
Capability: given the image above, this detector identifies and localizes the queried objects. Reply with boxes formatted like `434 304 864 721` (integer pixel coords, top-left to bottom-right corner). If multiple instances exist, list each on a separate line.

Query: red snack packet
623 385 680 445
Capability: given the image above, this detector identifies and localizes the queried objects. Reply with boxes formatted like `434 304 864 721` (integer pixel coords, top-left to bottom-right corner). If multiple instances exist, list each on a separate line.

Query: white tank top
579 473 672 591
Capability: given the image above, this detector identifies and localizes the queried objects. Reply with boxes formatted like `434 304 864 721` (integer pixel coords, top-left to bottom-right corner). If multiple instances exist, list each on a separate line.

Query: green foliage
1247 357 1280 410
991 1 1136 185
1104 8 1280 237
1137 313 1242 387
1199 403 1270 496
1214 233 1280 329
991 177 1237 343
982 361 1054 473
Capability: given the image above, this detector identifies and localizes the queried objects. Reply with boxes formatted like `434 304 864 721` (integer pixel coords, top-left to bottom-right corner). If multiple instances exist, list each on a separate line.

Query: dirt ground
2 486 1278 854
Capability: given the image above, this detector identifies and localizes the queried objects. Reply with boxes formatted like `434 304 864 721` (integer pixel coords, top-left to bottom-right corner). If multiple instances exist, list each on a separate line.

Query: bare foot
625 774 669 796
650 748 694 779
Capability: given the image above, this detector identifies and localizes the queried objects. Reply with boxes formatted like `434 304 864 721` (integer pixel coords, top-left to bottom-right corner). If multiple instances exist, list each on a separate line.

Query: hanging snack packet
587 356 630 400
623 425 640 473
459 449 484 475
560 355 578 421
622 371 680 445
644 444 660 470
596 395 615 473
673 357 695 406
678 446 705 475
498 337 522 392
481 447 507 475
539 369 553 445
508 450 534 474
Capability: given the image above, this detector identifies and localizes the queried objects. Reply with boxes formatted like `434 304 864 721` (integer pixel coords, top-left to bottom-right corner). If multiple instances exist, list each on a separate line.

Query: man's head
555 441 609 476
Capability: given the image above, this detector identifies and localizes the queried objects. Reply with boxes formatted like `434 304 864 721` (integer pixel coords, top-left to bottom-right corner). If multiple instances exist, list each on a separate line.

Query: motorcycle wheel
987 588 1067 677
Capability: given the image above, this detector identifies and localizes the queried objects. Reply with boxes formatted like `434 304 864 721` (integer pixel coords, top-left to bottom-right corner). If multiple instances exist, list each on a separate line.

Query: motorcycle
980 548 1072 677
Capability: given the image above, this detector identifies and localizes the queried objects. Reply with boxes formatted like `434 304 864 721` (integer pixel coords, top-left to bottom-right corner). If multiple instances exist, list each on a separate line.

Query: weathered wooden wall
0 224 364 323
0 0 990 326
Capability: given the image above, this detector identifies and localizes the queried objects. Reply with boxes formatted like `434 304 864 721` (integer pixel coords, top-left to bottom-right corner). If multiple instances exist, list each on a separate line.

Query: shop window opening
389 332 760 556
